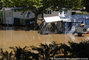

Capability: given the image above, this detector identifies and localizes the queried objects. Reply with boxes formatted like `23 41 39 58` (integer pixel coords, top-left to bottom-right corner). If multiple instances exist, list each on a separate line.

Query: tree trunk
41 10 44 18
35 14 38 23
34 14 39 30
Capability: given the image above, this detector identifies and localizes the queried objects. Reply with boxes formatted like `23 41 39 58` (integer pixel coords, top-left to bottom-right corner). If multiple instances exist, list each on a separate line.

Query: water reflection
0 26 35 31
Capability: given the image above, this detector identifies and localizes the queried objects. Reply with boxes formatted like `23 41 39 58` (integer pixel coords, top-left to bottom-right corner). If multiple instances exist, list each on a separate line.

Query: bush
0 41 89 60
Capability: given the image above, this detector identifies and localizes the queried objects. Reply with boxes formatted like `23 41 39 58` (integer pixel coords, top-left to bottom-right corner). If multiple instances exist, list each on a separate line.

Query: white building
2 8 35 25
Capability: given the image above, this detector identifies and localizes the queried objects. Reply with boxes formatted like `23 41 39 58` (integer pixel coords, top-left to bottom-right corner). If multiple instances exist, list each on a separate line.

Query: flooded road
0 28 89 50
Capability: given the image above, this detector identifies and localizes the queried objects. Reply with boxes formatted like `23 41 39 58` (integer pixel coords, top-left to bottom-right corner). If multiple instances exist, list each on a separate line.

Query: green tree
1 0 83 22
82 0 89 12
2 0 43 17
2 0 83 15
51 0 83 10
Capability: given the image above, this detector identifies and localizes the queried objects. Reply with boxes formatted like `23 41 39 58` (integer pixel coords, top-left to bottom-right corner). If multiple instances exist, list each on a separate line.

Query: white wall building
2 8 35 25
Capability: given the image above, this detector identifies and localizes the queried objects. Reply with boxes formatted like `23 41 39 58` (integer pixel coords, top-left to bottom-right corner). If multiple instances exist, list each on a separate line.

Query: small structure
2 8 35 25
40 10 89 34
40 10 72 34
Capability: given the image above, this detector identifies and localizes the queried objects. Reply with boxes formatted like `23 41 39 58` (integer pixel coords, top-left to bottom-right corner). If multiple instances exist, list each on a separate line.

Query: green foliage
82 0 89 12
0 49 14 60
0 10 2 24
31 42 61 60
0 40 89 60
82 0 89 7
1 0 84 12
70 0 83 9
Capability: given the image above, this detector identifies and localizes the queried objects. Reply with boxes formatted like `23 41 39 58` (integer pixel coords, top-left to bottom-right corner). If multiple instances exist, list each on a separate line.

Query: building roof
44 15 89 23
44 16 70 23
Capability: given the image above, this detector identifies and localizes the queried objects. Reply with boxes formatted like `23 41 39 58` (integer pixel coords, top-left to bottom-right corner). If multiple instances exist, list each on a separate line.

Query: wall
13 11 35 19
2 8 14 24
2 8 35 25
44 10 59 17
44 10 72 18
13 12 24 18
59 10 72 18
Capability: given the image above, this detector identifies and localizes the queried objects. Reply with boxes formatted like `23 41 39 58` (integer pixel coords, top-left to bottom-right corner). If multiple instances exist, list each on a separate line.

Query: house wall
13 12 24 18
44 10 72 17
13 11 35 19
2 8 35 25
59 10 72 18
44 11 59 17
2 8 14 24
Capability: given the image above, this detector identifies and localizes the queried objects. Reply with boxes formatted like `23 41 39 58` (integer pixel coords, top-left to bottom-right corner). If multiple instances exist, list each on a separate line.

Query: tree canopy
82 0 89 12
51 0 82 10
1 0 84 13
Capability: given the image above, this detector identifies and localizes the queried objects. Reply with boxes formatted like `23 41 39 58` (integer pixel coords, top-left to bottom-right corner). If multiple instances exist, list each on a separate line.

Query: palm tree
10 46 32 60
0 49 13 60
31 42 61 60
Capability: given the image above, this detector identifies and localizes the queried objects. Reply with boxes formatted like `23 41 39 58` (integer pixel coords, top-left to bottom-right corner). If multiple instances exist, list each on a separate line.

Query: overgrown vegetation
0 40 89 60
0 10 2 24
0 0 89 25
0 0 85 20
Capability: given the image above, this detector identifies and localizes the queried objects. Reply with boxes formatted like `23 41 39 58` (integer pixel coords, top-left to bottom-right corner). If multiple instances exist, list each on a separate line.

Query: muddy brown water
0 29 89 51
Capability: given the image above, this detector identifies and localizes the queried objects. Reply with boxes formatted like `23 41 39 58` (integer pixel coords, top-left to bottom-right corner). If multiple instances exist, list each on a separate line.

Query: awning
44 16 71 23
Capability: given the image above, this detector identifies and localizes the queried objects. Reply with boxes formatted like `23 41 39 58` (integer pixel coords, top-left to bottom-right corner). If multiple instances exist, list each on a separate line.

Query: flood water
0 26 89 50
